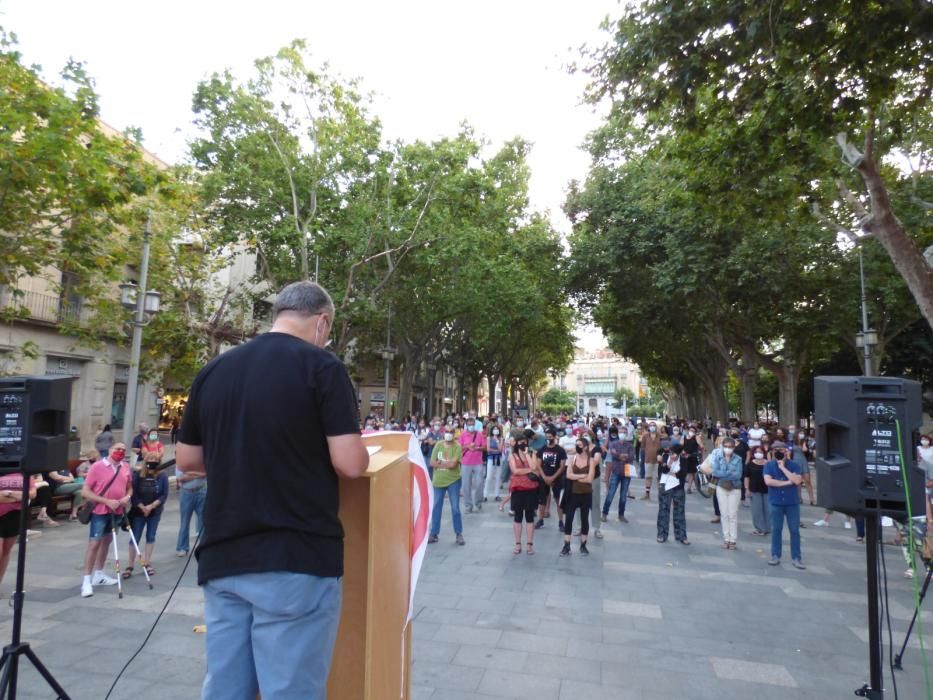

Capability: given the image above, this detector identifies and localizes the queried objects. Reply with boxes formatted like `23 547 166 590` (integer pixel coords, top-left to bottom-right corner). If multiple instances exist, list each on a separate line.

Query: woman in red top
508 438 543 555
0 472 36 585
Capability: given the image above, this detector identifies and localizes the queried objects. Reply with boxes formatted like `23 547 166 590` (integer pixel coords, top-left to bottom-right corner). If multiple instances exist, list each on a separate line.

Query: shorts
0 510 22 539
797 460 810 475
88 512 123 540
131 512 162 544
644 461 658 479
538 475 564 506
511 489 538 523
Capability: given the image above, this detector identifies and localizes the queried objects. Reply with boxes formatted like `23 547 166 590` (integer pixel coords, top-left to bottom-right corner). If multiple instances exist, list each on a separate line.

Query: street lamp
425 362 436 418
121 216 162 445
856 246 878 377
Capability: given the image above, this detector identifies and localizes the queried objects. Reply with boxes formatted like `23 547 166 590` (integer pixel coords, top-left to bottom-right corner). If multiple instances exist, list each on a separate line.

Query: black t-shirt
743 461 768 493
537 445 567 477
179 332 360 585
734 440 749 463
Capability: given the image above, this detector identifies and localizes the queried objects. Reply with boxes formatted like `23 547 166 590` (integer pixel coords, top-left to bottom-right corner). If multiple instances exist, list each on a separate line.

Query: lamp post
855 246 878 377
120 217 162 445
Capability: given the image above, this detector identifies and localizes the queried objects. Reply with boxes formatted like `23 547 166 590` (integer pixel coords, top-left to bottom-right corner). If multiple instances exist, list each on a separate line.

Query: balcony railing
2 289 85 326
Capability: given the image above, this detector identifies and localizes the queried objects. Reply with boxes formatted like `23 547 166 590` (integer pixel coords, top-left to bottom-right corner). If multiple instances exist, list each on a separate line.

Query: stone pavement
411 483 933 700
2 475 932 699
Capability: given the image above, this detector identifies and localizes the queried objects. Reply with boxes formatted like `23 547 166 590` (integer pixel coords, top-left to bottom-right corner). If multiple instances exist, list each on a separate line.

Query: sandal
680 539 691 545
513 542 522 554
526 544 534 555
121 567 133 579
144 564 155 576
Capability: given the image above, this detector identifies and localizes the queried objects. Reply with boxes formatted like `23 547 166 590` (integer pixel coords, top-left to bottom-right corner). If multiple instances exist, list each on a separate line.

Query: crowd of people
0 420 206 600
367 411 933 572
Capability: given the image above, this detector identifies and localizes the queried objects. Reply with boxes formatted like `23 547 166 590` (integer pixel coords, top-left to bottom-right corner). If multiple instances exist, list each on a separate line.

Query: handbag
77 463 123 524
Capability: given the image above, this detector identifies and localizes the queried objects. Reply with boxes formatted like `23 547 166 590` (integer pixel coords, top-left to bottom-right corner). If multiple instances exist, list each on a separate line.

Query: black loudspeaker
0 376 72 475
815 376 925 518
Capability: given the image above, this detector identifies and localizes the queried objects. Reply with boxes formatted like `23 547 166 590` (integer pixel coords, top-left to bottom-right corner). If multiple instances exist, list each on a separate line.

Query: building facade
549 348 645 416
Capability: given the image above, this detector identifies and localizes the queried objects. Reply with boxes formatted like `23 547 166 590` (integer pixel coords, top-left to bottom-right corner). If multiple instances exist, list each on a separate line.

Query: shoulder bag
77 464 123 525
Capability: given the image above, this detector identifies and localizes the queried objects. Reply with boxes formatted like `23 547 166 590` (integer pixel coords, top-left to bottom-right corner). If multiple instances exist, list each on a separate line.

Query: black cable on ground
104 529 202 700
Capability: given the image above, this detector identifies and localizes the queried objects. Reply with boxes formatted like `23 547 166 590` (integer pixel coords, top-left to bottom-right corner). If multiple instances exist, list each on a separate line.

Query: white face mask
688 430 696 437
649 426 656 433
444 432 454 442
723 448 734 456
922 439 931 447
754 452 764 460
493 430 499 436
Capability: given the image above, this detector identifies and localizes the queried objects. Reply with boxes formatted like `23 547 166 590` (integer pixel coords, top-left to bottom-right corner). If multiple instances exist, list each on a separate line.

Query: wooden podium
327 432 413 699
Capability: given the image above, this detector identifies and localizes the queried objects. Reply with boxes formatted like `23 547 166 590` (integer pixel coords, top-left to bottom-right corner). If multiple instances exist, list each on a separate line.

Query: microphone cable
104 526 202 700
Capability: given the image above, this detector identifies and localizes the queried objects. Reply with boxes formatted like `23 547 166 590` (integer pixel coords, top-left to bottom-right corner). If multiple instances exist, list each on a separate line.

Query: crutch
125 521 154 589
110 513 124 599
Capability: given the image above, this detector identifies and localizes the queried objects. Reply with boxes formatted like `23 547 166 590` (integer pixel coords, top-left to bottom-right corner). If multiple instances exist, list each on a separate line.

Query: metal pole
863 515 885 699
859 246 873 377
123 217 151 445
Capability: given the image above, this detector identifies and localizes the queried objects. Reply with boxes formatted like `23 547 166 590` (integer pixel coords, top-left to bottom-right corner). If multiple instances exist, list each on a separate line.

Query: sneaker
619 516 629 523
768 558 780 566
580 543 590 556
466 506 474 514
904 569 914 579
813 520 828 527
428 535 438 544
639 494 651 501
844 521 852 530
176 550 188 557
574 529 582 537
792 559 806 570
710 516 721 523
475 504 482 512
81 579 93 598
91 571 118 586
627 493 636 499
494 496 501 502
600 513 608 522
560 543 571 557
594 530 603 539
534 519 544 530
741 500 750 508
456 534 465 546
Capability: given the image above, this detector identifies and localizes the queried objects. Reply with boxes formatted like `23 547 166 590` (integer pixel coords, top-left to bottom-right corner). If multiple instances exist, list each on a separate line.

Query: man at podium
177 281 370 700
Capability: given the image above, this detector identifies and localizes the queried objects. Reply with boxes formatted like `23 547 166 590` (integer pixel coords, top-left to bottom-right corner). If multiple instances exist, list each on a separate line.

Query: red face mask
111 450 126 462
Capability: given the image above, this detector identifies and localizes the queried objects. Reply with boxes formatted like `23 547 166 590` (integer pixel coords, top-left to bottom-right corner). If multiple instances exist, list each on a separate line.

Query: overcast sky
2 0 619 348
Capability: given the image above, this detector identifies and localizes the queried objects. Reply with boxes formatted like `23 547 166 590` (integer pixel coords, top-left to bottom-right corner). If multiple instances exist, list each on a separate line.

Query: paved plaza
0 475 931 699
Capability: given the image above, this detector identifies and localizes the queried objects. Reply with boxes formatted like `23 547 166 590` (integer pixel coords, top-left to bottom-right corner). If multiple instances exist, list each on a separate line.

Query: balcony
2 289 86 326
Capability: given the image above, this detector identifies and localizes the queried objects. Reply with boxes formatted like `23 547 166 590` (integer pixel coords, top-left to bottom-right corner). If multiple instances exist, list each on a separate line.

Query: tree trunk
471 377 480 413
858 157 933 331
769 361 801 428
737 346 760 423
397 360 418 420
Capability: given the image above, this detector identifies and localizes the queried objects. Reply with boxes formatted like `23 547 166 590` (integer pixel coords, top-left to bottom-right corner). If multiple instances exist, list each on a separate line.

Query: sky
1 0 619 349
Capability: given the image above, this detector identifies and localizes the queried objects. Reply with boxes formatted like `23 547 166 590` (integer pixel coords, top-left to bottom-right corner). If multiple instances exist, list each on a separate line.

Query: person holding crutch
80 444 132 598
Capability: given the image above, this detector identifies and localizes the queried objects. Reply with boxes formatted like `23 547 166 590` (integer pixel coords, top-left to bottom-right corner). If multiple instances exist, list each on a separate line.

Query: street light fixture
121 216 162 445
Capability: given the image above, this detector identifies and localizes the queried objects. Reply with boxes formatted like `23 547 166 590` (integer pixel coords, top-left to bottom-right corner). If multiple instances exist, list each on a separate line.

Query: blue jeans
602 472 631 516
177 487 206 554
770 502 802 561
203 572 341 700
430 479 463 536
88 512 122 540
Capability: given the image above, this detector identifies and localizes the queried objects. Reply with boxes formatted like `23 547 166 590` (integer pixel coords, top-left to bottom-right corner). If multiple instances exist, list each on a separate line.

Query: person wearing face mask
423 421 443 479
483 423 505 502
508 437 543 554
458 419 486 513
80 443 133 597
429 430 465 545
175 281 370 699
603 426 634 523
792 431 815 506
657 444 689 544
510 418 526 442
763 442 805 569
744 447 770 537
584 431 604 539
536 427 568 530
917 434 933 523
640 423 661 501
141 428 164 472
681 425 702 494
706 437 743 550
561 438 596 556
747 421 765 448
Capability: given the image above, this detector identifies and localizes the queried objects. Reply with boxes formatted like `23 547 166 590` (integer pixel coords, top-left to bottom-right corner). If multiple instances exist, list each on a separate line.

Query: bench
29 460 82 521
